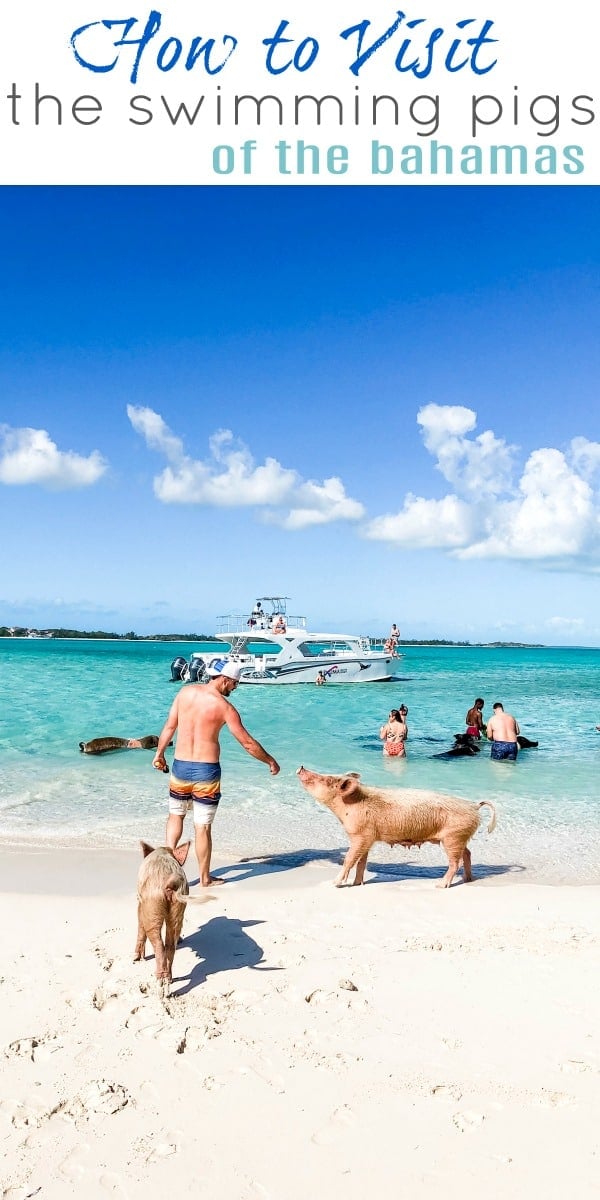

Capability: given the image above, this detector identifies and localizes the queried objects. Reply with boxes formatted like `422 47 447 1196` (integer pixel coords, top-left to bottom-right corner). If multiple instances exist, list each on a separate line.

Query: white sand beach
1 846 599 1200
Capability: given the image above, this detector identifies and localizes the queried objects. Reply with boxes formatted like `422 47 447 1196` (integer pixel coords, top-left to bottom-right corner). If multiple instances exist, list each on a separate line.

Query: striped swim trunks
169 760 222 826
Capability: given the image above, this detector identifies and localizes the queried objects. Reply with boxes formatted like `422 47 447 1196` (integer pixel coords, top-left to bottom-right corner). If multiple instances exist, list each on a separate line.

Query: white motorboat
171 597 400 685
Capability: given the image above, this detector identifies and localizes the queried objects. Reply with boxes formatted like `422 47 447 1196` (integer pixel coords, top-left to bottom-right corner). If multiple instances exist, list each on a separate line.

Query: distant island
0 627 211 641
1 626 544 648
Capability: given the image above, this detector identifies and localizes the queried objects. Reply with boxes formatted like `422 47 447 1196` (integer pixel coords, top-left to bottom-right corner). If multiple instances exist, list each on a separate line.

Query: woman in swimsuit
379 709 408 757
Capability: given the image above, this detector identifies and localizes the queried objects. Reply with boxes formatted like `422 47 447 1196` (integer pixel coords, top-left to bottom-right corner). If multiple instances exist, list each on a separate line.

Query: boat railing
216 612 307 635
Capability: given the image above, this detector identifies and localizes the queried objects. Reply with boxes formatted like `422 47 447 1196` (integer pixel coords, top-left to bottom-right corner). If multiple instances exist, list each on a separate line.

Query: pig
133 841 214 985
433 733 482 759
80 735 166 755
296 766 497 888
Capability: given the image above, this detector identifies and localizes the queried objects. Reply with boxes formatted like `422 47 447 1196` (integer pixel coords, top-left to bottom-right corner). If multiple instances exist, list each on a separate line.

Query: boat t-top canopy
215 596 307 636
253 596 290 615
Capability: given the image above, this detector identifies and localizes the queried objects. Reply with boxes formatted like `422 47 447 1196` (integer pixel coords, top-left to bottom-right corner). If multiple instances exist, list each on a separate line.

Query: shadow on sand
192 847 524 888
170 914 280 997
171 855 526 994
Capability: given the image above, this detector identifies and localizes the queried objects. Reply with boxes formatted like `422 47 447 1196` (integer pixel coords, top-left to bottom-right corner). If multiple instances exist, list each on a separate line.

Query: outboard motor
187 656 205 683
170 656 188 682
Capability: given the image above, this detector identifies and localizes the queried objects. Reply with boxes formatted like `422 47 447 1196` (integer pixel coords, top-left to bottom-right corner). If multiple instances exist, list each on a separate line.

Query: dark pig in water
133 842 214 986
433 732 538 759
296 766 496 889
79 735 166 754
433 732 482 759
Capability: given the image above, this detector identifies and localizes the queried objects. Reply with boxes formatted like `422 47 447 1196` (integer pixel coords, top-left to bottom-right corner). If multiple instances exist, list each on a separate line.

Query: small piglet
296 766 497 888
134 841 214 984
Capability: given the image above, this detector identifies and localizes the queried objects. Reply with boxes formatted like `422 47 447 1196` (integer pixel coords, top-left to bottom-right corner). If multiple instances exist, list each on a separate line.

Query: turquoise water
1 639 599 883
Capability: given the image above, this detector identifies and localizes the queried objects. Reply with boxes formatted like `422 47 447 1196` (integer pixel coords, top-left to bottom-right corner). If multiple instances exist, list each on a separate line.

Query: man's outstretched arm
225 706 280 774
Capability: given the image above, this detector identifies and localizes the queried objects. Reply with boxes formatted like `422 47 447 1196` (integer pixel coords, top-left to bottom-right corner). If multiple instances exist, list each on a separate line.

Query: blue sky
1 186 599 643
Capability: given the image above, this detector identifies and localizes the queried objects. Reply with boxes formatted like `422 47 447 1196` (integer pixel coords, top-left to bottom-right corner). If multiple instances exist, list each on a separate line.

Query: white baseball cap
206 659 243 681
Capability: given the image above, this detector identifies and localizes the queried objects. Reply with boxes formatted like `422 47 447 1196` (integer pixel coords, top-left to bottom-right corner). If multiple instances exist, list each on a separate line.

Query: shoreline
1 844 599 1198
1 835 598 890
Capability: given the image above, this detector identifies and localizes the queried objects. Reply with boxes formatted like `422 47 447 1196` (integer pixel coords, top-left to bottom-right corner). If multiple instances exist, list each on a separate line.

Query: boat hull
238 657 397 684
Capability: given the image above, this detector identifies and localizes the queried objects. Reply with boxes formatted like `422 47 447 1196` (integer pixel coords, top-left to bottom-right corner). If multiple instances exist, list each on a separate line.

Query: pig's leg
145 924 168 979
353 852 369 886
133 903 147 962
461 846 473 882
165 903 185 982
437 836 463 888
334 838 371 887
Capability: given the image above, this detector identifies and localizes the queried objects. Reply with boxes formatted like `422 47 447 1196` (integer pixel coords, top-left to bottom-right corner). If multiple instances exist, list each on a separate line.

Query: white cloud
546 616 584 632
275 477 365 530
127 407 364 528
126 404 184 461
570 436 600 481
0 425 107 489
367 406 600 570
461 448 597 560
366 494 473 549
417 403 516 497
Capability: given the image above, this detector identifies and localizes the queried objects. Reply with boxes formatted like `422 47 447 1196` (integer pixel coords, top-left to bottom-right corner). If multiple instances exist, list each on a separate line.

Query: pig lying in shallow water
134 842 214 986
296 766 497 888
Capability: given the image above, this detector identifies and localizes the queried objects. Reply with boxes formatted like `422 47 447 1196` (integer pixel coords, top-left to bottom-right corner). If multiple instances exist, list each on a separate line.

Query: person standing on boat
251 600 265 629
152 660 280 885
379 709 408 757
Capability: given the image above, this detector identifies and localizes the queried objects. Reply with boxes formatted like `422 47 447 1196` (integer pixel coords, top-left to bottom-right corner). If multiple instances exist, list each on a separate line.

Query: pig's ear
172 841 191 866
345 772 361 780
340 776 361 802
140 840 154 858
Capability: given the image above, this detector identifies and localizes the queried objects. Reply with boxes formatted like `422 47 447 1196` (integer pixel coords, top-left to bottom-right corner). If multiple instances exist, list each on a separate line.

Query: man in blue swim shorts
152 660 280 886
486 702 520 762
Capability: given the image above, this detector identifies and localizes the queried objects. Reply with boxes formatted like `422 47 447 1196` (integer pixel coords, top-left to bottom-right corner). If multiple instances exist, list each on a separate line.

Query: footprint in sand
56 1080 131 1122
311 1104 357 1146
99 1170 131 1195
538 1089 576 1108
92 984 124 1011
560 1059 594 1074
145 1129 184 1163
441 1037 463 1052
452 1110 485 1133
238 1058 285 1095
239 1179 271 1198
92 928 122 972
125 1010 187 1052
431 1083 463 1102
2 1187 43 1199
183 1025 216 1052
0 1099 49 1129
59 1143 91 1180
200 1074 229 1092
4 1036 56 1062
24 1123 57 1151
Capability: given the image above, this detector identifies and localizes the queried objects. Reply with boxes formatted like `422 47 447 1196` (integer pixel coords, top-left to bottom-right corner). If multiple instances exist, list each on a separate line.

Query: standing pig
134 841 213 984
296 766 496 888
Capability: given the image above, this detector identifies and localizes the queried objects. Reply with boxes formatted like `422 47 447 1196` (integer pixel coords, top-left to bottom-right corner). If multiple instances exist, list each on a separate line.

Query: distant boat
170 596 399 685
